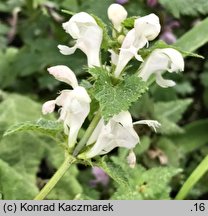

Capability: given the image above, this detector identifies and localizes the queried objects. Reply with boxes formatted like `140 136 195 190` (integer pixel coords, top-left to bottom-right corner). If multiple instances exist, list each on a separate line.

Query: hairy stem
175 155 208 200
34 155 76 200
73 112 101 156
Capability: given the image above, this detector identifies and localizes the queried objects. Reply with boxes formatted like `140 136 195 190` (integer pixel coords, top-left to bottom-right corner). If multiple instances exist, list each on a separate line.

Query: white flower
134 13 161 41
42 65 91 148
138 48 184 88
107 3 128 32
85 111 139 158
114 13 161 77
58 12 103 67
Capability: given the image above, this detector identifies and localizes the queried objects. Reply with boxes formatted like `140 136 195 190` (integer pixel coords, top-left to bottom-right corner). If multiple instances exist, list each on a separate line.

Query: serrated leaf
89 67 148 121
0 94 48 182
159 0 208 18
0 94 42 135
0 159 38 199
0 94 83 199
140 40 203 59
4 118 63 139
135 167 181 199
111 165 181 200
96 157 129 187
175 17 208 52
154 99 192 135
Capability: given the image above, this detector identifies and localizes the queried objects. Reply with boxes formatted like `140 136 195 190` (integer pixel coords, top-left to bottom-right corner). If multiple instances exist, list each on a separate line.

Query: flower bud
117 35 125 44
127 150 136 168
107 3 127 32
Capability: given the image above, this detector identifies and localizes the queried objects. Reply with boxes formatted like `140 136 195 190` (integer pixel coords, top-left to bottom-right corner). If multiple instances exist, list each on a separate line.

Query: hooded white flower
58 12 103 67
84 112 161 159
42 65 91 148
138 48 184 88
85 111 139 158
114 13 161 77
107 3 128 32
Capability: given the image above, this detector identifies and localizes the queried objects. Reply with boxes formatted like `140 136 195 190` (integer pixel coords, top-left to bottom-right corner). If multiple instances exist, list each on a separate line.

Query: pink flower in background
160 31 177 44
147 0 158 7
116 0 128 4
160 20 180 44
90 167 109 187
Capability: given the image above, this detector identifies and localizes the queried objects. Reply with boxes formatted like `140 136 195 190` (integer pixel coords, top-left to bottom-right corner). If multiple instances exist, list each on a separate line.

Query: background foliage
0 0 208 200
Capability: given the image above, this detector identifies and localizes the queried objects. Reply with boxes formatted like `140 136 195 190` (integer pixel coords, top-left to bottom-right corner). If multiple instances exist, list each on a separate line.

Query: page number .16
193 203 205 212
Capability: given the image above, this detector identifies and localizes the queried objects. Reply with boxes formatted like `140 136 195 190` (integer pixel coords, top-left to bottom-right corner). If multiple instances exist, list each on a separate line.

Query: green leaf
4 118 63 139
154 99 192 134
96 157 129 187
140 40 203 59
109 155 180 199
0 39 86 89
173 81 194 96
0 94 83 199
171 119 208 154
0 48 19 88
0 94 42 134
175 17 208 52
111 166 181 200
79 0 114 22
92 15 113 51
61 0 79 12
0 159 38 199
124 1 151 17
89 67 148 121
0 94 47 182
122 16 138 29
159 0 208 17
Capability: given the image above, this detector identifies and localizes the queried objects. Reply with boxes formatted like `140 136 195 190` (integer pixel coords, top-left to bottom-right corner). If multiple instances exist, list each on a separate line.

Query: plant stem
73 112 101 156
34 155 76 200
175 155 208 200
